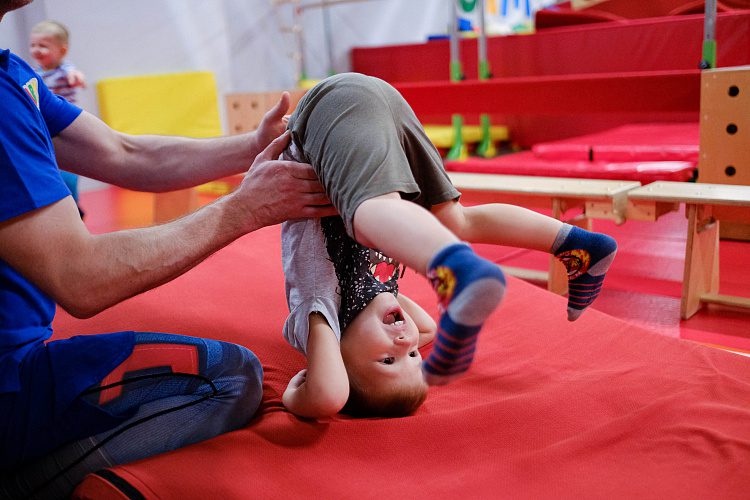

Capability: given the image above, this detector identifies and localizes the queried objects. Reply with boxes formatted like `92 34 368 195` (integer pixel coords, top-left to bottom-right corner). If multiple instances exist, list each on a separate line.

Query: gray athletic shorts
285 72 460 237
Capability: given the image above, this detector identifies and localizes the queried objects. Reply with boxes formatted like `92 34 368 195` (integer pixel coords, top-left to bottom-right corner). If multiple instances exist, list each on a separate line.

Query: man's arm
52 93 293 192
0 132 335 318
282 313 349 419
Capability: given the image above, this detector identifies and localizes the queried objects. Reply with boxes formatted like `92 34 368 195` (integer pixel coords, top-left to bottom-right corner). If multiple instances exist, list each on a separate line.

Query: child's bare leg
354 194 506 385
434 201 617 321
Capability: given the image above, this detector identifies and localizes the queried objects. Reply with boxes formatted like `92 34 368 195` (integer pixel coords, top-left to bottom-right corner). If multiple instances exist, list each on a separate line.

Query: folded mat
52 226 750 499
531 123 700 163
445 151 696 183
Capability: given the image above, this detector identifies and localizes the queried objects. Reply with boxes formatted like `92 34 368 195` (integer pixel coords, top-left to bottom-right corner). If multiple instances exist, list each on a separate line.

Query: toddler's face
30 33 66 70
340 293 425 390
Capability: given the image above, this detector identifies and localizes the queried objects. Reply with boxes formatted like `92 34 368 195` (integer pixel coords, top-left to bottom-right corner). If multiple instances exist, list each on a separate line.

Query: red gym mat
445 150 696 183
52 226 750 499
531 123 699 162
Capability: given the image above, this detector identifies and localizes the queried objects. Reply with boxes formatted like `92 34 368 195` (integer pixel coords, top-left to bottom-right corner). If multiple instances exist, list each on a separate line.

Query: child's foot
552 225 617 321
422 243 506 386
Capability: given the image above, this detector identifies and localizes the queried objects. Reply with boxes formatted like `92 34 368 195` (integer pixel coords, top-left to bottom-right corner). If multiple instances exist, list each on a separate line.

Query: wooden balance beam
626 181 750 319
448 172 640 295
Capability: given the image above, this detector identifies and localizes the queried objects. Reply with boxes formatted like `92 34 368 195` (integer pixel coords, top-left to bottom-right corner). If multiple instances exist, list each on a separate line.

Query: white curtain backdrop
0 0 452 123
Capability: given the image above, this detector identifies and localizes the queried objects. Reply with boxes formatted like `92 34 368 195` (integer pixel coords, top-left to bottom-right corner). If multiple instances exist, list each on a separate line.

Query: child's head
339 292 428 418
29 20 69 71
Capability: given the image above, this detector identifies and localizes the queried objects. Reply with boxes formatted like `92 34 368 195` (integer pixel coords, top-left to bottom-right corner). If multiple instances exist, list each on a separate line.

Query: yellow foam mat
96 71 221 138
424 124 510 148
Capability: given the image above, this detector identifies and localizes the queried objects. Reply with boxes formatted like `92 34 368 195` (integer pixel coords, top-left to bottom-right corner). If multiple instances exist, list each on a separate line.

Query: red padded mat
55 227 750 499
445 150 696 182
531 123 699 162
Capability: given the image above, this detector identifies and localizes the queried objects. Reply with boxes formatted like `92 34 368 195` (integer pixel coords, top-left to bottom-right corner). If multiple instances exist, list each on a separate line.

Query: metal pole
446 0 467 161
476 0 496 158
701 0 717 69
322 0 335 76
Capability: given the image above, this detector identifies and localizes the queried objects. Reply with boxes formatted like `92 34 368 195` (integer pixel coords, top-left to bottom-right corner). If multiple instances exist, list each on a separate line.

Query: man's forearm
53 111 269 192
113 132 261 192
63 193 257 317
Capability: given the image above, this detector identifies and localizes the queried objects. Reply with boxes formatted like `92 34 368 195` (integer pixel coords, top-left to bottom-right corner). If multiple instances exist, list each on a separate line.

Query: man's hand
233 131 336 232
253 92 292 153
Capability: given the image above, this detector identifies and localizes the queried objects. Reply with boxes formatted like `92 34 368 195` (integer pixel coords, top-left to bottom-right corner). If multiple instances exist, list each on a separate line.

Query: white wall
1 0 452 124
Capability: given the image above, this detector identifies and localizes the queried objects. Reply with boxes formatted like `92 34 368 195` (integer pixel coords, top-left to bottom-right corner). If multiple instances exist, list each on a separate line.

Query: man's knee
213 342 264 428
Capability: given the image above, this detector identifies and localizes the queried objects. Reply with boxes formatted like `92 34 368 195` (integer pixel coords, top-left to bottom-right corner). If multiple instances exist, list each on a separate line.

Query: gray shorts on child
285 72 461 238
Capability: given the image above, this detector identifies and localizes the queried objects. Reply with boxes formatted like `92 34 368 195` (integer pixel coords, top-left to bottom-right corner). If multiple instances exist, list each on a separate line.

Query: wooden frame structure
449 172 639 295
627 181 750 319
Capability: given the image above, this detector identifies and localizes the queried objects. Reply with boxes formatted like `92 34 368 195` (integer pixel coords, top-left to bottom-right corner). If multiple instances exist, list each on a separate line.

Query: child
29 20 86 217
281 73 617 418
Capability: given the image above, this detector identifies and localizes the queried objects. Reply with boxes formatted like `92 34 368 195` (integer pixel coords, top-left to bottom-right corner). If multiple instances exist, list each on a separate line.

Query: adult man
0 1 334 497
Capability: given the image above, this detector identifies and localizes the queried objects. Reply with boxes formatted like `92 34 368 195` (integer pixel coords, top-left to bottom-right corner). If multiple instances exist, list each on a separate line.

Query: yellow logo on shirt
23 77 40 109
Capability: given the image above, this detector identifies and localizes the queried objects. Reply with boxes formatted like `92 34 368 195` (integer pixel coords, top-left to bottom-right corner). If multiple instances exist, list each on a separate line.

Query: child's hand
286 369 308 391
66 69 87 89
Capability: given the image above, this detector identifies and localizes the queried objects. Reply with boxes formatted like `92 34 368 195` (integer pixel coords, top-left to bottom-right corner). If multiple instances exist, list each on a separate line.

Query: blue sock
422 243 506 386
552 225 617 321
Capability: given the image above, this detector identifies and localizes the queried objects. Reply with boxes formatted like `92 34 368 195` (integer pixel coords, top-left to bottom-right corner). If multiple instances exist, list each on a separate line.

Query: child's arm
282 312 350 418
397 293 436 347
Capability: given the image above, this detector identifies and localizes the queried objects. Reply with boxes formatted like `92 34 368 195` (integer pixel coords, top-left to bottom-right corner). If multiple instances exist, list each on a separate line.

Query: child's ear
59 44 68 58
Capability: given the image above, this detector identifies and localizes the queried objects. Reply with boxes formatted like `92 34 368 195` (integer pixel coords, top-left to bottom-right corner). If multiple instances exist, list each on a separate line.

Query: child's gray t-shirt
281 218 341 355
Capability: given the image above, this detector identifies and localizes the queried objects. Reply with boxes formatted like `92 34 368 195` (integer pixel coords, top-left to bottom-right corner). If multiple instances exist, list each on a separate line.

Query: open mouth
383 307 405 326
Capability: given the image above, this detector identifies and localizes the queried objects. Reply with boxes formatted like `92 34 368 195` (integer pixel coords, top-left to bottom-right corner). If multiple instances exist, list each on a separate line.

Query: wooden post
680 204 720 319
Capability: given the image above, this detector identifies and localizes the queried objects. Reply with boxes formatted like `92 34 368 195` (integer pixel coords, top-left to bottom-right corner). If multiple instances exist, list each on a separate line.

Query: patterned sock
552 224 617 321
422 243 506 386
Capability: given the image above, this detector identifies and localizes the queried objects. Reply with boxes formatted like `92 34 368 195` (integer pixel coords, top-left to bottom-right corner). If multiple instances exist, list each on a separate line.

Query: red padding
445 151 696 182
54 227 750 500
532 123 700 162
352 12 750 83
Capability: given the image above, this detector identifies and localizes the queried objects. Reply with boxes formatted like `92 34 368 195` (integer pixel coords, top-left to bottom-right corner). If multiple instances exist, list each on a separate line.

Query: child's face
30 33 67 71
340 293 425 391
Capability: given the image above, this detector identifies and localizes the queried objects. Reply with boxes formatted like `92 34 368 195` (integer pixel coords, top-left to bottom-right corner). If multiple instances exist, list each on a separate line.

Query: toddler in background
29 20 86 217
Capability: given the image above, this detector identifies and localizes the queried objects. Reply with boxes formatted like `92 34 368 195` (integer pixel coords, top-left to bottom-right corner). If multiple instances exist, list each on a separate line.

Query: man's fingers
256 130 291 162
266 92 291 121
281 161 321 181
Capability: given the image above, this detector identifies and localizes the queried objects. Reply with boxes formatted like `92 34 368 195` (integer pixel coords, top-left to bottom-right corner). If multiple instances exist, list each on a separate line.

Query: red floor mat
445 151 696 183
50 228 750 499
532 123 699 162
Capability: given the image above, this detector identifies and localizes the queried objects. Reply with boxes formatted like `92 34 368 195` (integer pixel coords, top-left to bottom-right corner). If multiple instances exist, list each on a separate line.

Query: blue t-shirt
0 49 81 393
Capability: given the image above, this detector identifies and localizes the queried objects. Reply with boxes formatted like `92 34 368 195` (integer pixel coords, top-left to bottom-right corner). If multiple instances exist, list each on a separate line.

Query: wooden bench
448 172 640 295
627 181 750 319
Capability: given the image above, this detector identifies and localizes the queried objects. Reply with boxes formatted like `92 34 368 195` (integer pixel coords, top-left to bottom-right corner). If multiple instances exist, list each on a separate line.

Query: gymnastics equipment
475 0 496 158
423 124 509 150
274 0 382 87
63 223 750 499
531 123 700 162
446 0 469 161
697 65 750 240
445 152 696 183
445 0 501 160
225 90 307 135
96 71 222 224
627 181 750 319
698 66 750 186
448 172 639 294
700 0 718 68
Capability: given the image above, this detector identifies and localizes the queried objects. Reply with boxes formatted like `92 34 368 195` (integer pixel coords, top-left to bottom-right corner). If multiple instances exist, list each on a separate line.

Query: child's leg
433 201 617 321
353 194 506 386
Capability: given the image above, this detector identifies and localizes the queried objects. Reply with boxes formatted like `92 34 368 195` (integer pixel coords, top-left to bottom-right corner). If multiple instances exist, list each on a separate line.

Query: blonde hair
31 20 70 45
